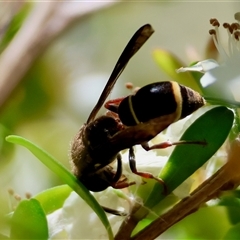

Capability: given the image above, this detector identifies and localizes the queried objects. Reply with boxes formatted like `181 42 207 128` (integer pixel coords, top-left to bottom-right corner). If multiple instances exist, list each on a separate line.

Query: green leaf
132 218 151 236
163 206 231 239
10 199 48 239
0 233 9 239
153 49 202 92
6 135 114 240
223 223 240 240
34 185 72 215
219 193 240 225
145 106 234 208
0 123 13 157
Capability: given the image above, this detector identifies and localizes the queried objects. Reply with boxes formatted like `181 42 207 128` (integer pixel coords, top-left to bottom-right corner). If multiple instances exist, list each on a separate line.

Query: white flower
177 12 240 100
47 209 68 239
47 189 128 239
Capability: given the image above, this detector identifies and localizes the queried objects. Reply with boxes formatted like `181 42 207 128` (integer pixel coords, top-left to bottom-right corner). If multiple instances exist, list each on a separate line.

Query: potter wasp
70 24 205 196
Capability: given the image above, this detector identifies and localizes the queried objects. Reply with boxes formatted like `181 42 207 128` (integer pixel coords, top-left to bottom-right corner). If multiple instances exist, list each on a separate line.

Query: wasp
70 24 205 194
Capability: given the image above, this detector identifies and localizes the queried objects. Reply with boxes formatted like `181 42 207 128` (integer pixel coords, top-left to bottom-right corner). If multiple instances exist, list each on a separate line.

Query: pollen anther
209 13 240 59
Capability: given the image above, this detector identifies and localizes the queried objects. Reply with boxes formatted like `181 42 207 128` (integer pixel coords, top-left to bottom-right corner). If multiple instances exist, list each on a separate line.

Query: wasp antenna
87 24 154 124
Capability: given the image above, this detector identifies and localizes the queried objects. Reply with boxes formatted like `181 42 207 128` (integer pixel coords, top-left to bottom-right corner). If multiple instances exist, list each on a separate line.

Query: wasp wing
87 24 154 124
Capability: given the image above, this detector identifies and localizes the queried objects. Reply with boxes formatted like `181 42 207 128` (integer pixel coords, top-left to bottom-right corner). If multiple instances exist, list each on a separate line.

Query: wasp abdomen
118 81 205 126
180 84 205 119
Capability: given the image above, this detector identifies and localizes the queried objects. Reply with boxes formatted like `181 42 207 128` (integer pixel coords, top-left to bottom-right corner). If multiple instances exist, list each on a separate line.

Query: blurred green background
0 1 239 239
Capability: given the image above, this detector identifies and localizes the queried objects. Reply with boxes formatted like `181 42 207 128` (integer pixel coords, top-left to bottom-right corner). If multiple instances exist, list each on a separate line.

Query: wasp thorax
84 116 121 148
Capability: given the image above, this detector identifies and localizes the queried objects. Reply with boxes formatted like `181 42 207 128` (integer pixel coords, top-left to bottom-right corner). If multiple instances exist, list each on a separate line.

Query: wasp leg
111 154 136 189
141 140 207 151
128 147 167 193
112 154 124 183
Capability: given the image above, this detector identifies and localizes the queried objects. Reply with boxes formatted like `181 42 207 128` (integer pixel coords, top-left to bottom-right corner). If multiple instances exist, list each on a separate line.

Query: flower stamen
209 18 229 59
223 22 236 55
209 13 240 59
210 18 220 27
231 23 240 31
234 31 240 40
177 12 240 91
209 28 228 59
223 23 233 34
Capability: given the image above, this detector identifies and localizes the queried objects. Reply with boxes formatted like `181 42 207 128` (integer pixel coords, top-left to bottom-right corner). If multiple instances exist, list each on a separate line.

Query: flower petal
177 59 219 74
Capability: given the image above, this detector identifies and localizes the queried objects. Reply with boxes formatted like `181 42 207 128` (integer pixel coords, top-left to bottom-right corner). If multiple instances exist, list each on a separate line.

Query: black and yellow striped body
117 81 205 126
